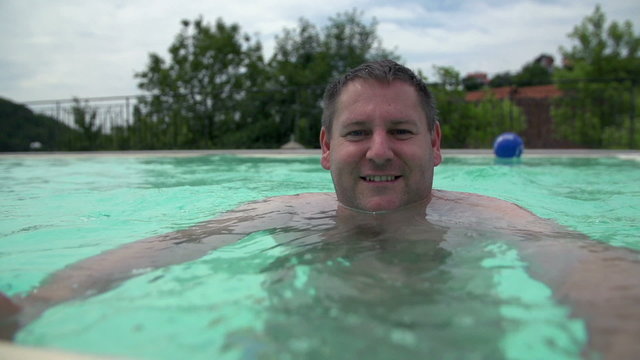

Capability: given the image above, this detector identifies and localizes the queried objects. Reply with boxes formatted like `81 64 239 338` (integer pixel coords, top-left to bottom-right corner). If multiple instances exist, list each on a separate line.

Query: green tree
135 17 267 149
437 90 525 148
71 98 103 150
514 62 553 87
430 66 468 147
125 103 162 150
462 75 485 91
465 94 526 147
553 5 639 148
433 66 462 91
268 9 400 147
435 89 474 148
132 11 397 149
266 18 326 148
431 66 525 148
489 72 514 88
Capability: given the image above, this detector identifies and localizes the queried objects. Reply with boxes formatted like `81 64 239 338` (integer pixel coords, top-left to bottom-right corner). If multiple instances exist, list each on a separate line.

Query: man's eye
390 129 414 137
345 130 367 138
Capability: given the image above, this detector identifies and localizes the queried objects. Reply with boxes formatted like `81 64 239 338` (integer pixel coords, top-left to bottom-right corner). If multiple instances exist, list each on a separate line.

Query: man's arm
1 195 297 338
523 229 640 360
470 192 640 359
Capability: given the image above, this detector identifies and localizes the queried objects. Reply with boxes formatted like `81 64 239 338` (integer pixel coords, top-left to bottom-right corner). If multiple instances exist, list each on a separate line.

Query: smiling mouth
361 175 402 182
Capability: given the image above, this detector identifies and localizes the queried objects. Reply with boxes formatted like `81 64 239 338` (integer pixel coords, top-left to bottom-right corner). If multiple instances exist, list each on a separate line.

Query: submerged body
4 190 638 359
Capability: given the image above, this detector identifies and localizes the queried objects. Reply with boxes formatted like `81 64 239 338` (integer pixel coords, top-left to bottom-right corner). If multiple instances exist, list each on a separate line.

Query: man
2 60 639 358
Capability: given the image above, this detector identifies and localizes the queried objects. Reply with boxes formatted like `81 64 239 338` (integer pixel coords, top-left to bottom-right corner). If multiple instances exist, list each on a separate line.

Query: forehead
334 79 426 125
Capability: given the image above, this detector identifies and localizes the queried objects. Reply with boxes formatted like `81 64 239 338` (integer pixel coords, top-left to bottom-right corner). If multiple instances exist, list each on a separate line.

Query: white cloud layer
0 0 638 101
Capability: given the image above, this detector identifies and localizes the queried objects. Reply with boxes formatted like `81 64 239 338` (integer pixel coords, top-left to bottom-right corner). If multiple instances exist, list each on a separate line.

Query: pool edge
1 149 638 159
0 341 125 360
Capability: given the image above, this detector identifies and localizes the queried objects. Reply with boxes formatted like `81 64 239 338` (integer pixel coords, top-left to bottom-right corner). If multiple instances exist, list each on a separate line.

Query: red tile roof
465 84 563 101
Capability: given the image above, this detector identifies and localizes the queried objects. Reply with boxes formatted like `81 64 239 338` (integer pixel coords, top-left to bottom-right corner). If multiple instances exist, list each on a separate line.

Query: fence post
294 89 299 143
509 94 514 130
125 97 130 126
630 81 636 149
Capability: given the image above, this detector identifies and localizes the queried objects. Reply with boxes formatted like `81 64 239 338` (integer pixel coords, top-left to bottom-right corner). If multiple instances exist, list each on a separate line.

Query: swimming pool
0 152 638 359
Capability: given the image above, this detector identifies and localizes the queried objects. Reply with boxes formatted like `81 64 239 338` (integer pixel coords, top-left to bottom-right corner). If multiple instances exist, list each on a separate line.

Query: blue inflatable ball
493 132 524 158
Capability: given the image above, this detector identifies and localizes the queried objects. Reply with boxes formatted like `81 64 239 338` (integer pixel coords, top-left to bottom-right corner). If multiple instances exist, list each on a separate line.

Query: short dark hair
321 59 439 135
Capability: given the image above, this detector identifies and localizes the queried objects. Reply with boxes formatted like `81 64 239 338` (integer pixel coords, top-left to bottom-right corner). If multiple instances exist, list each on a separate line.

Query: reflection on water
210 222 583 360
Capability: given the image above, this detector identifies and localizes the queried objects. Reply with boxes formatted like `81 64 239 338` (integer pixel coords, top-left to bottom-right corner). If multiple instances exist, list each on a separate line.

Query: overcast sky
1 0 638 102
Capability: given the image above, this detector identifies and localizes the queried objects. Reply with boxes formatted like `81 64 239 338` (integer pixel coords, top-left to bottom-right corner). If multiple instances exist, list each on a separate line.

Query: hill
0 97 77 151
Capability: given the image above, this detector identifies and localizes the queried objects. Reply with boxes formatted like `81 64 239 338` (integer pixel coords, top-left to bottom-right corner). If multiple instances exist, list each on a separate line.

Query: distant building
465 84 562 102
465 72 489 85
462 72 489 91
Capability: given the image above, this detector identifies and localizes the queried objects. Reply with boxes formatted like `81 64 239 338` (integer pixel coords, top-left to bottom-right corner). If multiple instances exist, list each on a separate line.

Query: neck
335 196 432 231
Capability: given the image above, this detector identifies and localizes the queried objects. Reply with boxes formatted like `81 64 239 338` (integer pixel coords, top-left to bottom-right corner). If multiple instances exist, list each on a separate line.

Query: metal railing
19 79 639 150
24 95 148 133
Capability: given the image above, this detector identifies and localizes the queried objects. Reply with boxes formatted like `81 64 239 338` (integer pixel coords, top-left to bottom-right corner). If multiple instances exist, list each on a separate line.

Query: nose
366 130 393 165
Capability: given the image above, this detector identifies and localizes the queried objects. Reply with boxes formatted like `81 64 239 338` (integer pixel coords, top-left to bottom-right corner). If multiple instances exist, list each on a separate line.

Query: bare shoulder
267 192 337 205
226 192 337 215
208 192 337 230
429 189 556 231
431 189 535 215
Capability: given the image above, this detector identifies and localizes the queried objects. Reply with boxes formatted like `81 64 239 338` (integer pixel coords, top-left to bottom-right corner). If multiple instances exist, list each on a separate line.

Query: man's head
320 60 442 213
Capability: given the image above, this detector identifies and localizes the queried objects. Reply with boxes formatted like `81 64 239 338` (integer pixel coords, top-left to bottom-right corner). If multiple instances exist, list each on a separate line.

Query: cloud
368 3 430 21
0 0 369 100
0 0 638 101
372 0 607 77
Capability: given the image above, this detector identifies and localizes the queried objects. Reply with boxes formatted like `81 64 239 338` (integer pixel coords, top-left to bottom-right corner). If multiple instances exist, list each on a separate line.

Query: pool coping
1 148 639 159
0 340 120 359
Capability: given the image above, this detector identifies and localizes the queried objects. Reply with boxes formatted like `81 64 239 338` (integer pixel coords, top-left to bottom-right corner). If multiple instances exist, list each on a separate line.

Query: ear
432 122 442 166
320 127 331 170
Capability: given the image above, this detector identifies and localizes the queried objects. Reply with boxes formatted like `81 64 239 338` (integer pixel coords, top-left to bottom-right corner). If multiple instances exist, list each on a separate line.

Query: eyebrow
341 120 370 128
388 119 418 126
341 119 418 127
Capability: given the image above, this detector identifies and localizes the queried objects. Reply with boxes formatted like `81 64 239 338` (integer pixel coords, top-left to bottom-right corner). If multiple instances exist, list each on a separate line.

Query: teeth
365 175 397 182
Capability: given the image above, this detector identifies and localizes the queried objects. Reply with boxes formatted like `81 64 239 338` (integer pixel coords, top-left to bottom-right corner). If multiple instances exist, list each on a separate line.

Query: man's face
320 79 442 212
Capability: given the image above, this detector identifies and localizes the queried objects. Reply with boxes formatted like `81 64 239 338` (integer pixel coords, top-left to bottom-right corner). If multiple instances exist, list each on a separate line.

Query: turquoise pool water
0 154 638 359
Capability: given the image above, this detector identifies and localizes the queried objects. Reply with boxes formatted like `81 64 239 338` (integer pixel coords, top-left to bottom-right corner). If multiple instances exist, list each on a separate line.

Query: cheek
332 143 362 165
401 141 432 163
